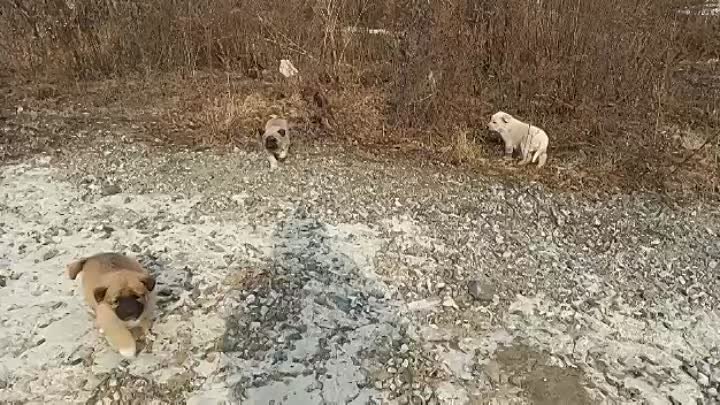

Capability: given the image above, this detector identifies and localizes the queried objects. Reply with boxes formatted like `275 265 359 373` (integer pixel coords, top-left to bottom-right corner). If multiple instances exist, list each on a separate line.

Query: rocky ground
1 111 720 405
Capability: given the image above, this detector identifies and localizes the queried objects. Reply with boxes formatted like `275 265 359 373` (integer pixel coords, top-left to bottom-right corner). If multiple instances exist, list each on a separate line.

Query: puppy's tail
66 257 88 280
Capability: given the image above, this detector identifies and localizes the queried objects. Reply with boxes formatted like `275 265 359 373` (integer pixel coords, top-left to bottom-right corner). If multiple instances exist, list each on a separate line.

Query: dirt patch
496 344 593 405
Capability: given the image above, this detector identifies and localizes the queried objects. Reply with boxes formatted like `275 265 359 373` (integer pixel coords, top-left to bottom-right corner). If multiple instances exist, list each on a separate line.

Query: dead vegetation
0 0 719 195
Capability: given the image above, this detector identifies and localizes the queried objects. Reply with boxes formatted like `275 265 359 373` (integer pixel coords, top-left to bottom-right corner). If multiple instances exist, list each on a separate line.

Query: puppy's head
488 111 512 133
264 129 288 159
264 134 280 151
93 272 155 321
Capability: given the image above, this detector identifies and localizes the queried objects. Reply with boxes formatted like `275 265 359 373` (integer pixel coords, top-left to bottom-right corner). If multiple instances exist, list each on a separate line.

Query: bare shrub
0 0 718 192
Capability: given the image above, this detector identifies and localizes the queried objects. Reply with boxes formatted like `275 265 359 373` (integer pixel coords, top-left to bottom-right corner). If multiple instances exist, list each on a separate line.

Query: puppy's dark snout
265 136 279 150
115 296 144 321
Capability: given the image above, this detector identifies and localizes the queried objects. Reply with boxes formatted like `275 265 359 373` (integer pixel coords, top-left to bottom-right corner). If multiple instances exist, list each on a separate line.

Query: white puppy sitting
487 111 549 168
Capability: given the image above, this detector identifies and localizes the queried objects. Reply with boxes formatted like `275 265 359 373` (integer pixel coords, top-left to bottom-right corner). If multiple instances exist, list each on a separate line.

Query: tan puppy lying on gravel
487 111 549 168
67 252 156 358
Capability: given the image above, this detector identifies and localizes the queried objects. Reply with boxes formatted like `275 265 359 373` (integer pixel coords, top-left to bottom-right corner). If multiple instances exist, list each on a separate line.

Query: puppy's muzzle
265 136 279 151
116 296 144 321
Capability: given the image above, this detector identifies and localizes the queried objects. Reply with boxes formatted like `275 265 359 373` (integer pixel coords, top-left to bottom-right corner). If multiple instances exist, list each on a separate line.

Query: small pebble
101 184 122 196
468 279 495 303
442 297 458 309
698 372 710 387
42 249 59 261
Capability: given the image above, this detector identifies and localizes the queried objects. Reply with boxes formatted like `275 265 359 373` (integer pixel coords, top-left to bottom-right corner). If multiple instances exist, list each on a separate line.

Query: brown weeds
0 0 718 194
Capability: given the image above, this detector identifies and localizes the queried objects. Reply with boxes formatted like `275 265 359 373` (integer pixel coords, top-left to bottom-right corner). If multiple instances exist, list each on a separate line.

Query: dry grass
1 0 719 195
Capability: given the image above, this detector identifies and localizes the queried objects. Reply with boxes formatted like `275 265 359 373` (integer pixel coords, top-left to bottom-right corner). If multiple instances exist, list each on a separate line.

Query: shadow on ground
217 205 399 404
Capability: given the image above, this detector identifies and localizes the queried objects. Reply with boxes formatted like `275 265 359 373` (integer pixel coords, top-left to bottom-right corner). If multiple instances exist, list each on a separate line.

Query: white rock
442 297 459 310
279 59 299 78
405 298 441 312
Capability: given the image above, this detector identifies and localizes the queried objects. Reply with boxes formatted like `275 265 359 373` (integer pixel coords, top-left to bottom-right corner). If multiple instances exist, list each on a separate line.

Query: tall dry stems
0 0 718 171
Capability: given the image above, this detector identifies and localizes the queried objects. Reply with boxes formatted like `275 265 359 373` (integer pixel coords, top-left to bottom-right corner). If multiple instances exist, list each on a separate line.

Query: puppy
487 111 549 168
66 252 156 358
257 117 290 170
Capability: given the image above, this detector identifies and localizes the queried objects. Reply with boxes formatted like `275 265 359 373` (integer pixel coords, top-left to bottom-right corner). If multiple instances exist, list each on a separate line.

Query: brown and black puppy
66 252 156 358
257 117 291 170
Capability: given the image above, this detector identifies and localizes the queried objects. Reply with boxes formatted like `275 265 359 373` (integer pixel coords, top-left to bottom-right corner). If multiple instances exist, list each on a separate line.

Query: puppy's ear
66 258 87 280
141 276 156 292
93 286 108 303
256 128 264 140
277 129 286 137
501 114 511 124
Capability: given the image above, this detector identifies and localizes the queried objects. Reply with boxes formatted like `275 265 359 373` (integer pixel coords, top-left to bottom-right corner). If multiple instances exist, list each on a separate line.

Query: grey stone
467 279 495 303
42 249 58 261
101 183 122 196
698 373 710 387
484 361 501 385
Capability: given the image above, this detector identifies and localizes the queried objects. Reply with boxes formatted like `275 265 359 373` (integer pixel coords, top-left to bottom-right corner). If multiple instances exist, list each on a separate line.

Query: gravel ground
1 116 720 404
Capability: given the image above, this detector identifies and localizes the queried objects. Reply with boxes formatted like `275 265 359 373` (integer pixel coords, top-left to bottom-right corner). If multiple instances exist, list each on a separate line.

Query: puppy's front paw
116 337 138 358
119 346 137 358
